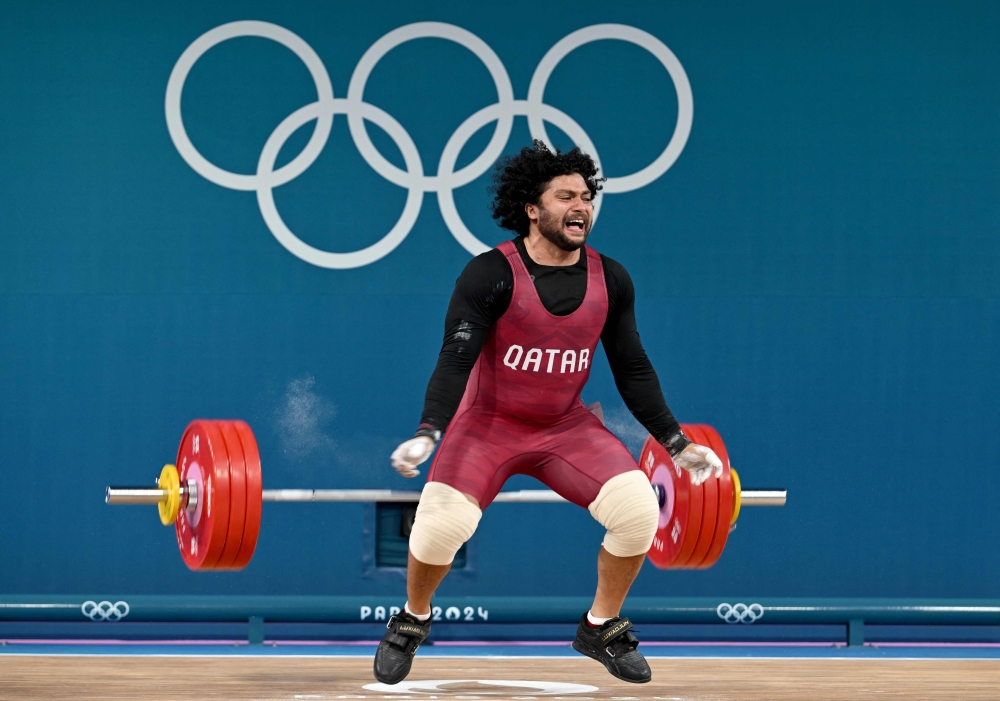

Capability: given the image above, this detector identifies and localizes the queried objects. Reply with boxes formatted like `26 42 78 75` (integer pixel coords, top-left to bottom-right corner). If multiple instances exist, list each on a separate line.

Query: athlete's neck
522 231 583 266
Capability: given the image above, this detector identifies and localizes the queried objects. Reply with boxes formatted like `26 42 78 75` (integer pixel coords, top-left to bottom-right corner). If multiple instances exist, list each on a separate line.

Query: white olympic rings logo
166 21 693 269
81 600 130 622
717 602 764 624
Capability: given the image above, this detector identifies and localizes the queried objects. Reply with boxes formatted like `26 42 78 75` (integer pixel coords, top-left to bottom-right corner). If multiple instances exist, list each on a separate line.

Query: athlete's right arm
389 248 513 477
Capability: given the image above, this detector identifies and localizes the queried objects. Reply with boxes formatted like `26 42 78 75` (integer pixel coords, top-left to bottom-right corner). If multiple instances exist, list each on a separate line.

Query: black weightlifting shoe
373 611 431 684
571 614 651 684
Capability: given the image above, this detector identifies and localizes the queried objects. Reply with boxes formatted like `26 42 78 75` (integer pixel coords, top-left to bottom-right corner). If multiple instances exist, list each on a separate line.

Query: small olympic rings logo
166 21 693 269
81 600 130 622
716 602 764 624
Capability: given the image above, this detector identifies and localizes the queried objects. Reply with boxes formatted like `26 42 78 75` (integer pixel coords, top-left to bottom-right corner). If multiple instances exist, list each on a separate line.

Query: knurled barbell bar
105 419 785 571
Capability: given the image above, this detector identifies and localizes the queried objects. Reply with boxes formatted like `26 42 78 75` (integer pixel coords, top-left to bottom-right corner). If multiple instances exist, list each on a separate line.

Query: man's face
526 173 594 251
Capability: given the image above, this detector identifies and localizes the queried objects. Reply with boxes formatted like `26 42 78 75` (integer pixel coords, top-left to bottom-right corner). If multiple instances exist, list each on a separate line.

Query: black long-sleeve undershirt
419 237 685 452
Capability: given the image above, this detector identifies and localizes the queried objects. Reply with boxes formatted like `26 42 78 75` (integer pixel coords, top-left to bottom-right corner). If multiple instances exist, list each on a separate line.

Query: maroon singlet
426 240 640 508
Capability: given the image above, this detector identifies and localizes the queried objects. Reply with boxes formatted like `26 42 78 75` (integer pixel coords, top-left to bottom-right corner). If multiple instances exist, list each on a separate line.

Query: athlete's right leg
409 409 526 604
374 410 522 684
373 483 481 684
405 484 481 614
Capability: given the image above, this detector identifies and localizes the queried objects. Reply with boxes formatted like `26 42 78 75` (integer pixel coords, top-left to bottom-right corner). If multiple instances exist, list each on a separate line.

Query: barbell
105 420 785 571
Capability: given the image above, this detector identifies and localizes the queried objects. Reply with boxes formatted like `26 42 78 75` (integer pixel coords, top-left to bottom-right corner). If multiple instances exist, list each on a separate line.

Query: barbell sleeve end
105 487 170 505
739 489 786 507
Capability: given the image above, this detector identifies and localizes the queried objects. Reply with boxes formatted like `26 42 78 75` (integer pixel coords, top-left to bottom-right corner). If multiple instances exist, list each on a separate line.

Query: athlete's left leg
532 470 657 620
594 548 647 616
534 408 658 683
586 470 659 616
534 410 658 616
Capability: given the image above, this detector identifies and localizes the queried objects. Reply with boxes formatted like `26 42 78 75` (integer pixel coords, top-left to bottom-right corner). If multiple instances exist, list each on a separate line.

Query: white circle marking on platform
362 679 599 695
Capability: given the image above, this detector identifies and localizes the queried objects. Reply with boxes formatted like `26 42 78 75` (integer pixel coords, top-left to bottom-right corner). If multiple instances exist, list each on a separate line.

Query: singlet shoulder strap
497 239 531 281
583 245 607 305
496 239 518 260
584 245 603 271
497 240 518 258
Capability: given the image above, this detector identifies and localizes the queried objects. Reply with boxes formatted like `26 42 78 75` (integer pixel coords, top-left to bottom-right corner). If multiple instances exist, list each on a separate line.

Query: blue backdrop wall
1 0 998 599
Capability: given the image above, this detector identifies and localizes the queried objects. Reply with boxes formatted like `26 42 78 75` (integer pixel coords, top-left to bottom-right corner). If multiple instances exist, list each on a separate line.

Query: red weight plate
215 421 247 569
175 420 231 570
639 435 691 569
683 424 720 568
670 423 704 568
688 424 731 568
697 424 734 569
230 420 262 569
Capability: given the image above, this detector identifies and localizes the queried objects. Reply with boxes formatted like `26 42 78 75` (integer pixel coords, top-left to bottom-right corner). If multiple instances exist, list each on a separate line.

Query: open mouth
565 218 586 233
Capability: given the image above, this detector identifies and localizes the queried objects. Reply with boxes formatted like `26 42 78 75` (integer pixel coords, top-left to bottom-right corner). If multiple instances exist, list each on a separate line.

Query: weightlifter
375 141 723 684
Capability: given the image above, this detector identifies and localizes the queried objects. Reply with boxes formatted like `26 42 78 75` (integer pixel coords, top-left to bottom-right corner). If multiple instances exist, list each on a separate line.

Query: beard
536 205 589 252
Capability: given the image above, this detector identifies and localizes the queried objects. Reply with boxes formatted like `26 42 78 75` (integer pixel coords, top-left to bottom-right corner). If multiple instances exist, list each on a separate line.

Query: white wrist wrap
588 470 659 558
408 481 482 566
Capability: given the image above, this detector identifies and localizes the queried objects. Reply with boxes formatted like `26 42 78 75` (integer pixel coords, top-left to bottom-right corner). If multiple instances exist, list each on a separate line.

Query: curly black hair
489 140 604 236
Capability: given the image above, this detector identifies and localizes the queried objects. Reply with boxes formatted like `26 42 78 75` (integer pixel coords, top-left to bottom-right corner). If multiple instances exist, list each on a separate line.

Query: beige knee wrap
408 481 483 566
588 470 660 558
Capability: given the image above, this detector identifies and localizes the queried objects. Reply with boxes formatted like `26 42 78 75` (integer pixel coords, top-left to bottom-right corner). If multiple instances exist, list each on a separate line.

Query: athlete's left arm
599 257 688 456
600 257 722 484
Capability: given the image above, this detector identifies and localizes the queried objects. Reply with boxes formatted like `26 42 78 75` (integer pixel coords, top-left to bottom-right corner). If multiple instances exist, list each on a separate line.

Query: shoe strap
385 614 430 653
599 618 640 656
598 617 633 645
